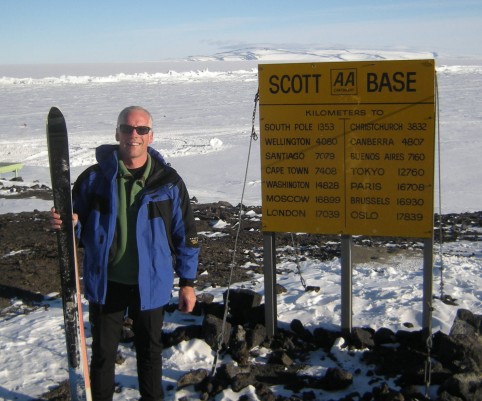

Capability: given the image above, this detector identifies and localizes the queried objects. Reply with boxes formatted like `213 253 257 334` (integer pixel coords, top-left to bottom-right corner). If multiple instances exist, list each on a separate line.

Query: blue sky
1 0 481 64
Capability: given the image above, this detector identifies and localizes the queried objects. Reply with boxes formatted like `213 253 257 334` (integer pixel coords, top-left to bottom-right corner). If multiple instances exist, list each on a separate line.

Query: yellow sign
259 60 436 237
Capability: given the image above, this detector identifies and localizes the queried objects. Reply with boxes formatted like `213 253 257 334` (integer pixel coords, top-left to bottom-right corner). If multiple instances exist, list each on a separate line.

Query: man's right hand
50 207 78 230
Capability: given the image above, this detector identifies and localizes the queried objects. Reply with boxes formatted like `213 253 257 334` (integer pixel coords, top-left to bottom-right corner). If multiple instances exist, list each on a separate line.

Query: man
50 106 199 401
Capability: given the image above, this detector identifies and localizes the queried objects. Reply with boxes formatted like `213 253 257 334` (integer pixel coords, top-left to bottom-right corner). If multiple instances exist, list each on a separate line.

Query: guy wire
210 90 259 376
435 74 445 300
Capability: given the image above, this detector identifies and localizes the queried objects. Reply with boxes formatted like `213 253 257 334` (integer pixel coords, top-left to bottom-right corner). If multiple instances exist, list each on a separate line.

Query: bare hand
178 286 196 313
50 207 78 230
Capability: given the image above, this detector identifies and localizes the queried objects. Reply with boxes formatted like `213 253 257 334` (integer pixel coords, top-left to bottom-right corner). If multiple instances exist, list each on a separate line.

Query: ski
46 107 92 401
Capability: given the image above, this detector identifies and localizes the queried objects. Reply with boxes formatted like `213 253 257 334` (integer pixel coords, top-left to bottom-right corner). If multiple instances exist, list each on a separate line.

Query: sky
1 0 482 65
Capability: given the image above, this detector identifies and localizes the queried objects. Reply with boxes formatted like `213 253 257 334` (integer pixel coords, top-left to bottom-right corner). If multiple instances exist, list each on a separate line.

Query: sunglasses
118 124 152 136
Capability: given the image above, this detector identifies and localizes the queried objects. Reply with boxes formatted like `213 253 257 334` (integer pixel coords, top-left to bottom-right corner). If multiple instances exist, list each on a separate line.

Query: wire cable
210 90 259 376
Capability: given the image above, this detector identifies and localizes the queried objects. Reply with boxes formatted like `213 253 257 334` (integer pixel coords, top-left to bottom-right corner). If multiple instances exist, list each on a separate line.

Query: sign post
341 234 353 335
258 59 436 335
263 232 277 337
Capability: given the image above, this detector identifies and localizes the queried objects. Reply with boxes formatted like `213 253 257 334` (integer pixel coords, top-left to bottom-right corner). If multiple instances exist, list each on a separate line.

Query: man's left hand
178 286 196 313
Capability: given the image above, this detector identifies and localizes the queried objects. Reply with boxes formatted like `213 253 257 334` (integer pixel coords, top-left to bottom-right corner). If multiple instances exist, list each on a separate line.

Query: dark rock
276 283 288 294
374 327 397 345
196 292 215 304
363 346 425 380
400 385 426 400
246 323 267 349
202 313 232 349
316 367 353 390
422 360 453 385
290 319 314 343
232 324 246 343
449 308 482 336
195 375 225 398
223 288 262 309
398 359 452 387
247 304 266 325
115 350 126 365
177 368 209 389
395 329 424 350
312 326 342 350
346 327 375 349
231 372 254 392
269 329 297 351
202 302 226 319
120 317 135 343
255 382 277 401
437 391 464 401
229 325 250 364
162 325 202 347
216 362 252 382
437 332 482 373
224 288 263 324
439 372 482 401
251 362 300 387
39 380 70 401
268 350 294 366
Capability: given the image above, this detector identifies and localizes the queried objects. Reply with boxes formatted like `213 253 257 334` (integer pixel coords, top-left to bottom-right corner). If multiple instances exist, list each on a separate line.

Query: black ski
46 107 92 401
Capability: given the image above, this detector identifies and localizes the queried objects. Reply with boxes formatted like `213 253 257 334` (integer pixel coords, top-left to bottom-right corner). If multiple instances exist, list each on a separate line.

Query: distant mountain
187 47 436 62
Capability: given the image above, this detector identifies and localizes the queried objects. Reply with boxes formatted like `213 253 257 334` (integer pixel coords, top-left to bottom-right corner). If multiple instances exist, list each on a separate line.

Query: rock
216 362 251 382
202 313 232 349
162 325 202 347
177 368 209 389
267 350 293 366
437 332 482 373
374 327 397 345
290 319 314 343
246 304 266 325
313 326 341 350
316 367 353 390
395 329 424 350
276 283 287 294
449 308 482 337
439 372 482 401
196 292 215 304
231 372 254 392
436 310 482 374
230 325 250 364
346 327 375 349
246 323 267 349
437 392 464 401
115 350 126 365
255 382 276 401
223 288 262 309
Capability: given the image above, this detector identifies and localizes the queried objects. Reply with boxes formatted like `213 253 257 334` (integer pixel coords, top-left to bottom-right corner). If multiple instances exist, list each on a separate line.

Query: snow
0 48 481 400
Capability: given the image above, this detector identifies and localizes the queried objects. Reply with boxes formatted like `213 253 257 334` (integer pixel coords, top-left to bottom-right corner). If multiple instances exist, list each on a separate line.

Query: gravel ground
1 186 481 400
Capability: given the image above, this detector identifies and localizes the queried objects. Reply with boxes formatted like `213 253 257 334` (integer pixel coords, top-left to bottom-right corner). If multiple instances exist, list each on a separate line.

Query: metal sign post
263 232 277 337
423 237 434 338
341 235 353 335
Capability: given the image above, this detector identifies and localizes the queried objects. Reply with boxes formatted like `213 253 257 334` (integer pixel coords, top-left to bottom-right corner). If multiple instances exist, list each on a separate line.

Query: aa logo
331 68 357 95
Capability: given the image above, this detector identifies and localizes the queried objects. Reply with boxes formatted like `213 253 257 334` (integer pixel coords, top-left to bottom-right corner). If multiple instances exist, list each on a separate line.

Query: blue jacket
72 145 199 310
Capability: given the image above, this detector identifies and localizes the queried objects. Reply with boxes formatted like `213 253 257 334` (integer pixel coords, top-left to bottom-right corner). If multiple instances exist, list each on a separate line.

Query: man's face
115 109 153 167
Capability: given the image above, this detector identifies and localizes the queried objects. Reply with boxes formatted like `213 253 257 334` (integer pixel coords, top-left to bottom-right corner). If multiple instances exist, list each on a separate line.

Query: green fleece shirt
108 154 152 285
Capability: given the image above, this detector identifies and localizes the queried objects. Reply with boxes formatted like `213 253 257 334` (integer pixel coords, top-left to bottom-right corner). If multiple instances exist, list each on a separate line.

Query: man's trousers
89 281 164 401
